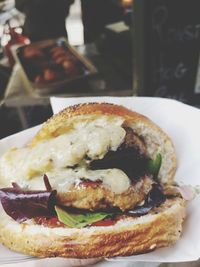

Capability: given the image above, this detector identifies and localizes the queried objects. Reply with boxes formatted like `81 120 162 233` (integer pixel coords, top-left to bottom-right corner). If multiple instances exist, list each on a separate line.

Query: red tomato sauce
34 216 65 228
91 218 116 226
34 214 128 228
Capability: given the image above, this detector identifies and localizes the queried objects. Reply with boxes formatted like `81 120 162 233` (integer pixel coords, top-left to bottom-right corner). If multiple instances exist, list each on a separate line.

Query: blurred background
0 0 200 139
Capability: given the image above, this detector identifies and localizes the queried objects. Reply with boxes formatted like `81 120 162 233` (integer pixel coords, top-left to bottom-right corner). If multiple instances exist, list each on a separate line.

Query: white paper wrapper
0 96 200 266
50 96 200 262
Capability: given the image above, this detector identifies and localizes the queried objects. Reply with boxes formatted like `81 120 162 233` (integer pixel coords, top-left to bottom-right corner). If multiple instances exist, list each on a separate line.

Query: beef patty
57 127 153 211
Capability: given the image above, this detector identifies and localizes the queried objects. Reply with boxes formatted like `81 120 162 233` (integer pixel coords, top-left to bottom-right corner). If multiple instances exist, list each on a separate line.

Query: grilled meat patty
57 127 153 211
57 175 153 211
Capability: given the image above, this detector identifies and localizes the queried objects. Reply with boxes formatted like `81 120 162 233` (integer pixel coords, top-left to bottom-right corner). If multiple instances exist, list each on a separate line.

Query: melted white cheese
26 167 130 194
0 117 130 194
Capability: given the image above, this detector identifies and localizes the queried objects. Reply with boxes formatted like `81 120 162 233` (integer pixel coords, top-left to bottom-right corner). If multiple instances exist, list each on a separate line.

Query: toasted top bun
30 103 177 184
0 197 186 258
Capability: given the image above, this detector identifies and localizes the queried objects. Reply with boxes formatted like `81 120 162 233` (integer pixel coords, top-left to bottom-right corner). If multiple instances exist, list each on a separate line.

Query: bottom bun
0 198 186 258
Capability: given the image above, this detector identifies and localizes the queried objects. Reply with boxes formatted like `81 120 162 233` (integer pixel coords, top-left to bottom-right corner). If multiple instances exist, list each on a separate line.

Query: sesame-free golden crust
0 198 186 258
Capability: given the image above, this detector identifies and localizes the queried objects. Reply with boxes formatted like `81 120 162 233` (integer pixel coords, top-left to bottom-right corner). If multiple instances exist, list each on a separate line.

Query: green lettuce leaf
55 206 112 228
147 153 162 180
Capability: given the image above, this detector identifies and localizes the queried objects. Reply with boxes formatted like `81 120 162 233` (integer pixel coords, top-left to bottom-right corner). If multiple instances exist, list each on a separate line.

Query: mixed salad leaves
0 153 163 228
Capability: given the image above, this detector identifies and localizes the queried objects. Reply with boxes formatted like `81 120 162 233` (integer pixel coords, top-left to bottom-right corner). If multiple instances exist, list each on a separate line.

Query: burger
0 103 186 258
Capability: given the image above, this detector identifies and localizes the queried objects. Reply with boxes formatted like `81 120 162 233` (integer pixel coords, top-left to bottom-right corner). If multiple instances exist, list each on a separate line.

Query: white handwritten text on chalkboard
152 4 200 43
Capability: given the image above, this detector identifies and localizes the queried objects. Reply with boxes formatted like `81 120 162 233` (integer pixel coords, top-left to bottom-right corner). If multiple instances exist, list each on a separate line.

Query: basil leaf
55 206 112 228
147 153 162 180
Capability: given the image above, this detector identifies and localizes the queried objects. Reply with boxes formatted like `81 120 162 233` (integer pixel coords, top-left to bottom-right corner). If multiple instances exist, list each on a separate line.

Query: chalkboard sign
133 0 200 105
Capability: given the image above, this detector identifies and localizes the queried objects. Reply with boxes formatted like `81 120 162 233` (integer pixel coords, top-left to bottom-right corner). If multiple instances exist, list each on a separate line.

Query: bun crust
30 103 177 184
0 198 185 258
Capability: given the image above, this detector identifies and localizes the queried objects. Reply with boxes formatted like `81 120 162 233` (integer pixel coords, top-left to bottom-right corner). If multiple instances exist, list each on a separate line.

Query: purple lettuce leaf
0 176 56 222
